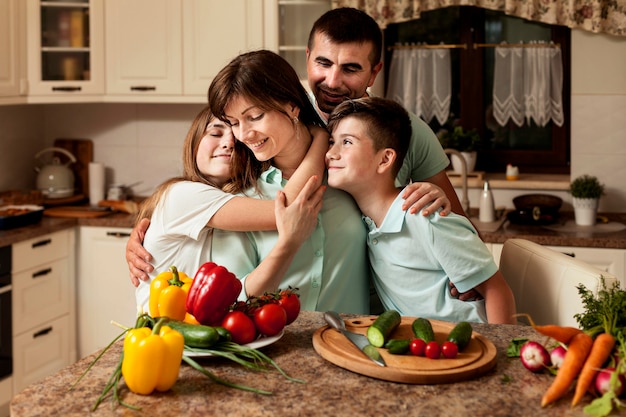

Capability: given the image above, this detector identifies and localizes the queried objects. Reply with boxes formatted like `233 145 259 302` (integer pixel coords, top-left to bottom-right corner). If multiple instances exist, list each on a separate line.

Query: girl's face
196 118 235 186
223 95 297 162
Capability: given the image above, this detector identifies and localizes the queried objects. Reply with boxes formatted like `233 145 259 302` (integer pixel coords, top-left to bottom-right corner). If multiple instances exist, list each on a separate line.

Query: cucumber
384 339 410 355
447 321 473 350
366 310 401 347
411 318 435 343
162 319 221 348
362 344 383 362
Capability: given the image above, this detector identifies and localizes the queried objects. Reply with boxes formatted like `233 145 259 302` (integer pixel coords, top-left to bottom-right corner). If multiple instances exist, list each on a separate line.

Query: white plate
183 330 284 358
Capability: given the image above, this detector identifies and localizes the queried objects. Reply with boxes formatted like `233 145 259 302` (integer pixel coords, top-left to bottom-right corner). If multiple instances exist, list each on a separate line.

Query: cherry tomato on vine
424 341 441 359
277 290 300 324
409 338 426 356
221 311 257 345
253 303 287 336
441 341 459 358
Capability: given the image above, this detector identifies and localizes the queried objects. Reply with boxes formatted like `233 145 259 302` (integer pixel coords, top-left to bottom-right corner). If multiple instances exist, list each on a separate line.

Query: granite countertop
10 311 593 417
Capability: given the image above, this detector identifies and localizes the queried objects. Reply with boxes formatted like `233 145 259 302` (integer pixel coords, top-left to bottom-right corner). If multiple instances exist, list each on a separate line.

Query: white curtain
493 42 564 127
386 47 451 125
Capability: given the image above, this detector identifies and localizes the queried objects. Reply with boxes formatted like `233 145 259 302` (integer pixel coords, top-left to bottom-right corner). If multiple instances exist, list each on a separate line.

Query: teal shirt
211 167 370 314
365 189 498 323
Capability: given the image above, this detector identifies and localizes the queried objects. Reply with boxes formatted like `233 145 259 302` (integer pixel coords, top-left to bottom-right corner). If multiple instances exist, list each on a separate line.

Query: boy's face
326 117 378 193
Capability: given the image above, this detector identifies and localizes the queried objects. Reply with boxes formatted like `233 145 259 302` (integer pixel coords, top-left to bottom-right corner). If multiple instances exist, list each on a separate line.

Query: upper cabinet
25 0 104 99
0 0 24 99
104 0 265 101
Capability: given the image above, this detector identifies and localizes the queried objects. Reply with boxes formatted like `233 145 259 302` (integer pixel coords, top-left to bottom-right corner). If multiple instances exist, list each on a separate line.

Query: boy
325 97 516 324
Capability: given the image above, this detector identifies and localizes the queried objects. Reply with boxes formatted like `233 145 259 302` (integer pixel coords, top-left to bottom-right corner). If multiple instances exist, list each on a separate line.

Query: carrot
514 314 582 344
541 332 593 407
571 332 616 406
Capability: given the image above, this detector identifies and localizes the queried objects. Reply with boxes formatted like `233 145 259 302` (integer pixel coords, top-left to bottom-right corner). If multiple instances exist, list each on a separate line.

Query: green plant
437 125 481 152
569 175 605 199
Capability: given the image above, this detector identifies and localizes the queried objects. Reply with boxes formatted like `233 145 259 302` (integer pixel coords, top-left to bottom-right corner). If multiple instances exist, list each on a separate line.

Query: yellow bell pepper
149 266 194 322
121 318 184 395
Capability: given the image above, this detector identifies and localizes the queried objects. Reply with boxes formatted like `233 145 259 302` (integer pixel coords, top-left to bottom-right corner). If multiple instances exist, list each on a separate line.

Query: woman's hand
401 182 452 216
126 218 154 287
275 175 325 247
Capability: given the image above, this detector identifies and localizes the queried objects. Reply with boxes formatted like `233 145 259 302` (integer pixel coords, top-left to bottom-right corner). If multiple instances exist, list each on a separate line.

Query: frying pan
508 194 563 225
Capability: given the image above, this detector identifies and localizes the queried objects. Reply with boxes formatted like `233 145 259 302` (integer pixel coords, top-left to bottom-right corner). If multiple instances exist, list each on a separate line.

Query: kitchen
1 0 626 415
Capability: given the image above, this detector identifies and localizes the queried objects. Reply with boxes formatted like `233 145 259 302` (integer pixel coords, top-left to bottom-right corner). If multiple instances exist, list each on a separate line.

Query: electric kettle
34 147 77 199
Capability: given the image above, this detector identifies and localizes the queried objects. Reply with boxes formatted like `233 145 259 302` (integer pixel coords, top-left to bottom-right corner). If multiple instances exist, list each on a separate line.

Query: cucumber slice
366 310 401 347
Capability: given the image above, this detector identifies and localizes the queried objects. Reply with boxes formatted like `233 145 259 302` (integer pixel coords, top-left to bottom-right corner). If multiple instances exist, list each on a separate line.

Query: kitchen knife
323 311 386 367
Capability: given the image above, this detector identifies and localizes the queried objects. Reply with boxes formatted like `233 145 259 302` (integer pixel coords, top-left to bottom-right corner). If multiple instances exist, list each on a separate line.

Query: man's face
306 32 382 120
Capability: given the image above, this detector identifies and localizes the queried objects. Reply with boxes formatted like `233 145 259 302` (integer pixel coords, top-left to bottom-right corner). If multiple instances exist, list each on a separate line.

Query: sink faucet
443 148 470 215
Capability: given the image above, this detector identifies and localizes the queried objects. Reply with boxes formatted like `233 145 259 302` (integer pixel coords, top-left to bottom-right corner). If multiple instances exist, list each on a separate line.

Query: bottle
479 180 496 222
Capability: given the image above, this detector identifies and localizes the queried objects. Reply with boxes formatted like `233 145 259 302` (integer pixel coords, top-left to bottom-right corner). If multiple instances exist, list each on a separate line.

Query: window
383 6 571 174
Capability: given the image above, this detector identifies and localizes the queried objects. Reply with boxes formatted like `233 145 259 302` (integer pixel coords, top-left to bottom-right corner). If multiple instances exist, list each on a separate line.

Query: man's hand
401 182 452 216
126 218 153 287
449 281 484 301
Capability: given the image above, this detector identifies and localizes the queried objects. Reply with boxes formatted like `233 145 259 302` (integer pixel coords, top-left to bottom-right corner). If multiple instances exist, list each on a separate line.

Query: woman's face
223 95 297 162
196 118 235 186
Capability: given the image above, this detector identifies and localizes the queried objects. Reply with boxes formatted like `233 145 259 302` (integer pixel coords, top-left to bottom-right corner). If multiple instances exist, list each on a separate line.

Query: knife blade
323 311 386 367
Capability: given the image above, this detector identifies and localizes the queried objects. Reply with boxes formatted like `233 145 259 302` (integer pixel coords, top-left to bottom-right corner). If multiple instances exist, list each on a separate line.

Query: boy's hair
307 7 383 68
327 97 411 177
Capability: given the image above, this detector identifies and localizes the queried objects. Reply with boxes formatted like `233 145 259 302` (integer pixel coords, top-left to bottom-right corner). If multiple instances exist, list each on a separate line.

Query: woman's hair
208 50 324 193
135 105 226 224
327 97 411 177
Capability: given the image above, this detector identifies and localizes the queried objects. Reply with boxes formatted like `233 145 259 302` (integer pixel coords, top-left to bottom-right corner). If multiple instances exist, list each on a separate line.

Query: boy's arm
475 271 517 324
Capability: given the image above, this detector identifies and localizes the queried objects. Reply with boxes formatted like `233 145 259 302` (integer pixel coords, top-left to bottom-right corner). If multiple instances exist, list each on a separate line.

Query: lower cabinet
77 226 137 358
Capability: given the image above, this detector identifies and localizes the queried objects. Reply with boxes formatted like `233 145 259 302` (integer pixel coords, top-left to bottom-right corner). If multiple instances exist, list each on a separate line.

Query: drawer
12 258 70 335
12 230 71 273
12 315 72 393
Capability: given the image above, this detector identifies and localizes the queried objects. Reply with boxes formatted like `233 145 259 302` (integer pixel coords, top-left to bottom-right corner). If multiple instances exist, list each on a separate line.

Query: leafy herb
506 337 528 358
574 277 626 339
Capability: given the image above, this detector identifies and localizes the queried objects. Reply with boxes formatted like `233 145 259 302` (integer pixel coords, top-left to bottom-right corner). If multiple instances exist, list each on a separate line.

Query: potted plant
438 125 481 173
569 174 605 226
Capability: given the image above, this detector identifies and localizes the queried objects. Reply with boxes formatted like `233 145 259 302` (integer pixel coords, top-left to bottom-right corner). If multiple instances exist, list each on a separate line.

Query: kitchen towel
88 162 105 206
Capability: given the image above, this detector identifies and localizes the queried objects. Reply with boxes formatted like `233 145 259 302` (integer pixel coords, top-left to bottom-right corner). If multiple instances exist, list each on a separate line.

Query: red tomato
441 341 459 359
221 311 257 345
409 338 426 356
424 341 441 359
277 290 300 324
253 303 287 336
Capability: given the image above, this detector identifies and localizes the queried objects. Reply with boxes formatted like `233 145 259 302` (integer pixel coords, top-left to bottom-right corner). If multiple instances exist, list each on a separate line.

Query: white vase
573 197 599 226
451 151 477 174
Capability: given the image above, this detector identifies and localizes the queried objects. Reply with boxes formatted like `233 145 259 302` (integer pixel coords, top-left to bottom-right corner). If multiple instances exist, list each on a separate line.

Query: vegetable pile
71 262 303 411
365 310 473 360
508 278 626 416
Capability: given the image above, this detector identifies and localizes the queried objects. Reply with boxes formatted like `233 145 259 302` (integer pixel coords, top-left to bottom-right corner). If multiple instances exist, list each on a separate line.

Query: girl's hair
208 50 324 193
135 105 226 224
327 97 411 177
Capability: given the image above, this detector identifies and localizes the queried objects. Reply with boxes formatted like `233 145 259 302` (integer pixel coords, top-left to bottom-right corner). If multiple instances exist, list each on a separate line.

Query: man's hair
327 97 411 177
307 7 383 67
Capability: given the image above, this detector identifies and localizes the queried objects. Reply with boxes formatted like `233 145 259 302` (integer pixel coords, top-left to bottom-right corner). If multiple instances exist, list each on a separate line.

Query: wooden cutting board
53 138 94 198
44 206 112 218
312 316 497 384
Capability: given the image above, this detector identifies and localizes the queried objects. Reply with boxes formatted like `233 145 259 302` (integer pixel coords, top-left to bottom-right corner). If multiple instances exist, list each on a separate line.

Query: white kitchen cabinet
0 0 24 99
105 0 265 101
77 226 137 358
11 229 76 393
490 242 626 287
25 0 105 99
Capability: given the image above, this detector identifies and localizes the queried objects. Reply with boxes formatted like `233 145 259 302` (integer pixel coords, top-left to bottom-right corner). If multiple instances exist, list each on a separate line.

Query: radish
594 367 626 397
520 341 551 373
550 345 567 370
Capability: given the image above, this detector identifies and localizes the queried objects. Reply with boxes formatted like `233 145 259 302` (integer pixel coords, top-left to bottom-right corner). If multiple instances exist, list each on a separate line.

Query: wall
0 30 624 211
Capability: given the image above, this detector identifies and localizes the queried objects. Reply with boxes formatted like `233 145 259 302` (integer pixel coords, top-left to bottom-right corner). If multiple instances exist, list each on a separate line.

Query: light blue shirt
365 189 497 323
211 167 370 314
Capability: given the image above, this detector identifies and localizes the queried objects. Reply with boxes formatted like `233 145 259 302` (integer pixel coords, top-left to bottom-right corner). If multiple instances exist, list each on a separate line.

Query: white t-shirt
135 181 235 313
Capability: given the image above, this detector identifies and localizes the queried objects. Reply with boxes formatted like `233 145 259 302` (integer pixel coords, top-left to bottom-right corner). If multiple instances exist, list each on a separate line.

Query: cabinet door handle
51 86 82 92
106 231 131 238
33 326 53 338
32 267 52 279
561 252 575 258
130 86 156 91
32 238 52 248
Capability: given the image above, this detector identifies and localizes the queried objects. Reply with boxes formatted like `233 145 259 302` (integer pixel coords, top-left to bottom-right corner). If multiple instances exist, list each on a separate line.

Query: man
126 8 478 302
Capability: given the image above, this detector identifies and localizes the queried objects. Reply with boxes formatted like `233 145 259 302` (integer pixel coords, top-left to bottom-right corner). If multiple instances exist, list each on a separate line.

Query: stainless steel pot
34 147 76 199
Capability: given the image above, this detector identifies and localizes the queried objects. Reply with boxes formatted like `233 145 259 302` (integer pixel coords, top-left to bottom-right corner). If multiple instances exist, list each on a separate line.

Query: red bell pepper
186 262 242 326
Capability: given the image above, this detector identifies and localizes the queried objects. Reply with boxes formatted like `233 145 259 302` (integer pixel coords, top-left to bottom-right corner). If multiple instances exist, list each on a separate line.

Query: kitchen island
11 311 596 417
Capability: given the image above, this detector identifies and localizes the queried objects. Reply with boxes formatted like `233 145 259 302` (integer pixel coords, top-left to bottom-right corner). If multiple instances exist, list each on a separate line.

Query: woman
134 105 325 313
